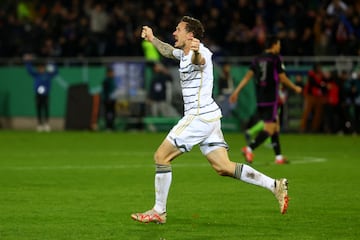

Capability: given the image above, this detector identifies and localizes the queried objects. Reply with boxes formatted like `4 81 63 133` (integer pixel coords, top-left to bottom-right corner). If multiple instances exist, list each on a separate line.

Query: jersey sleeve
172 49 182 60
199 44 212 66
249 59 257 72
25 62 37 77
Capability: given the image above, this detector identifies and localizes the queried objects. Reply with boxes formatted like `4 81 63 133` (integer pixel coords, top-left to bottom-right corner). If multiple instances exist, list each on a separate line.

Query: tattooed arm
151 37 176 59
141 26 176 59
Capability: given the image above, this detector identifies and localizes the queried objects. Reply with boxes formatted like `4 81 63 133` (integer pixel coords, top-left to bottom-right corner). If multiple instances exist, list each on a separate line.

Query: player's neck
183 45 191 55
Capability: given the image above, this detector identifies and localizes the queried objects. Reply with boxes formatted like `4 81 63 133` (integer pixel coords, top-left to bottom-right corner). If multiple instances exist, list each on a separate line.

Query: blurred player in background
243 83 287 147
300 63 328 133
229 36 302 164
131 16 289 224
148 62 173 117
24 54 58 132
101 67 116 131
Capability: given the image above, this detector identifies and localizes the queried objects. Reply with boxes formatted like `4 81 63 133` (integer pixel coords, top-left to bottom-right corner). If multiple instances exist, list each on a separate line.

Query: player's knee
153 151 162 164
214 166 231 177
154 151 169 165
264 128 275 136
217 170 228 176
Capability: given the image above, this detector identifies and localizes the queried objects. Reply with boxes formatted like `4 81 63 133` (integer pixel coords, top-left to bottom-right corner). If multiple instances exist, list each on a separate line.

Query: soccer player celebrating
131 16 289 224
229 36 302 164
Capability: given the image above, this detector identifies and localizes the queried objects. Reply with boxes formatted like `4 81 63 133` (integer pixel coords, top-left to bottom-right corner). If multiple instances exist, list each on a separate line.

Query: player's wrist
149 36 156 43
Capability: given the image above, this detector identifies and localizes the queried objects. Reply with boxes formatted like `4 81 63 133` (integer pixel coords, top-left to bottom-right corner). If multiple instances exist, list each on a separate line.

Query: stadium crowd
0 0 359 58
0 0 359 134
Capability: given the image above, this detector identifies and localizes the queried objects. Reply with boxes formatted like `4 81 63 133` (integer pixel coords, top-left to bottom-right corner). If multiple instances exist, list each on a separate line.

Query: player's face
37 65 46 73
274 41 281 54
173 21 191 49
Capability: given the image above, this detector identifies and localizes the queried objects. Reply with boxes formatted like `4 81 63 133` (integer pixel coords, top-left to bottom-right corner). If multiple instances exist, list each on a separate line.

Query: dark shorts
257 104 278 123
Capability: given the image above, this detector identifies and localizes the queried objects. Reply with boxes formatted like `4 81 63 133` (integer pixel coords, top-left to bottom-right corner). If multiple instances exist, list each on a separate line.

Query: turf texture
0 131 359 240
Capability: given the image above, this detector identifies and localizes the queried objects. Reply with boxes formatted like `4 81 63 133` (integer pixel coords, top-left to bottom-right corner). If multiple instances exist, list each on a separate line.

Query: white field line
289 156 327 164
0 156 326 171
0 165 150 170
0 151 155 157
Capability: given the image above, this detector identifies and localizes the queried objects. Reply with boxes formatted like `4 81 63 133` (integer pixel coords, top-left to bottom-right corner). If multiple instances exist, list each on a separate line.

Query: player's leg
104 100 115 130
246 120 264 140
300 95 313 132
132 115 197 224
245 120 264 145
202 120 276 191
205 147 289 214
131 139 181 224
246 119 273 147
271 117 288 164
154 139 182 212
35 94 43 131
43 95 51 132
43 95 49 124
206 148 275 191
242 106 276 163
311 96 325 132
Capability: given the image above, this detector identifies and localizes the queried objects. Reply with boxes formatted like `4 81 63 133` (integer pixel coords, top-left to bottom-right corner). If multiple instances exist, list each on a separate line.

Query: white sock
239 164 275 192
153 172 172 213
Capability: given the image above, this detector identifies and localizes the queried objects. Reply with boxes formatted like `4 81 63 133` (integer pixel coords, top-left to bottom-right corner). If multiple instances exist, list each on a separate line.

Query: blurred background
0 0 359 134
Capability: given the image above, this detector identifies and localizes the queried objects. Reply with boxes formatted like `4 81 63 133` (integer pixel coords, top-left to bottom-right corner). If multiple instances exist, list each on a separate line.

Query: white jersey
172 44 222 121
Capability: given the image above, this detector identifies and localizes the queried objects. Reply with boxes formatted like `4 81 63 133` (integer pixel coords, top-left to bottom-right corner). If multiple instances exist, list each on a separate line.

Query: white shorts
166 115 228 155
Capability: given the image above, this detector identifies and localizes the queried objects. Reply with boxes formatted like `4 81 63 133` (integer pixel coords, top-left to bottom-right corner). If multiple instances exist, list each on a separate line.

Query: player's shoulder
199 43 212 56
276 54 283 61
172 48 183 60
253 52 269 61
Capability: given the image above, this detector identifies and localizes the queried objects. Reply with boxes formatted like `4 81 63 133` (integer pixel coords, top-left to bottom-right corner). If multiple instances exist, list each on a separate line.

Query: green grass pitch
0 131 359 240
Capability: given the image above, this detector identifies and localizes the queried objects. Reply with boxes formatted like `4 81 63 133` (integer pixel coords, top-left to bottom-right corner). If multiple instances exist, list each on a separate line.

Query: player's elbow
279 73 289 83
